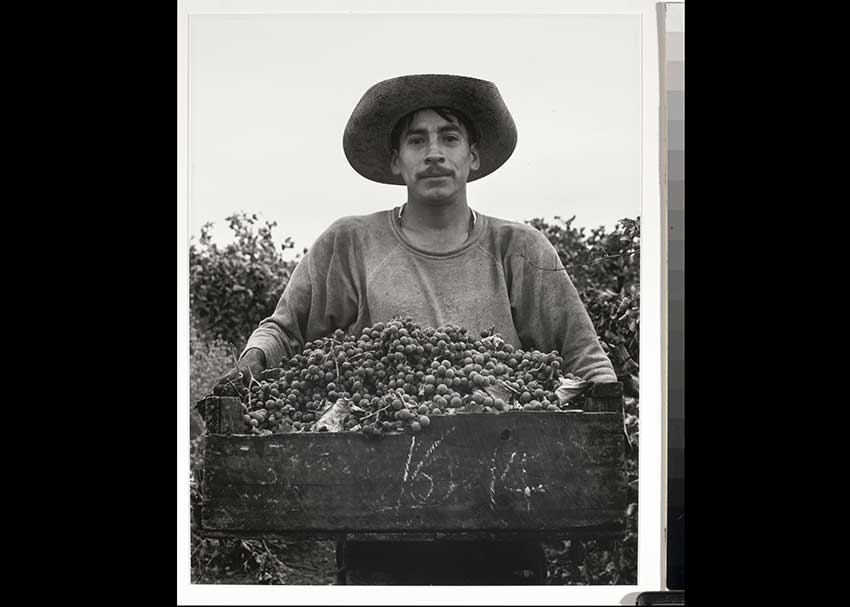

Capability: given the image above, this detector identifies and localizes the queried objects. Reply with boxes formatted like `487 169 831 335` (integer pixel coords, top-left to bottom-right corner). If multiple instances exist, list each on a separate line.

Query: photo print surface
180 6 658 599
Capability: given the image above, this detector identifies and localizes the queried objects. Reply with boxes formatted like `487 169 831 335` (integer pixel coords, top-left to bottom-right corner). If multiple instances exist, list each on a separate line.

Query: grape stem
360 402 392 422
499 380 521 395
246 368 262 408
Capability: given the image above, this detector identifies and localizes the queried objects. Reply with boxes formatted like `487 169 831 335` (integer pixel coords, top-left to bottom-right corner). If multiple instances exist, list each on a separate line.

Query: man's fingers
242 363 265 387
217 366 245 386
215 358 264 390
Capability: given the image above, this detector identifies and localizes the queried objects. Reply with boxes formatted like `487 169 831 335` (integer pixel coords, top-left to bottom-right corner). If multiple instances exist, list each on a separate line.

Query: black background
15 3 786 605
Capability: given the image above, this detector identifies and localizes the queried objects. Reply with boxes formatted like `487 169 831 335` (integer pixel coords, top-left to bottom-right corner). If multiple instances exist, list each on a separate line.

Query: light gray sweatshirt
244 207 616 382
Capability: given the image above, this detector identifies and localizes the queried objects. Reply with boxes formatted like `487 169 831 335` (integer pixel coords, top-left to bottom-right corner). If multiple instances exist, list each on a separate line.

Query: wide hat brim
343 74 518 186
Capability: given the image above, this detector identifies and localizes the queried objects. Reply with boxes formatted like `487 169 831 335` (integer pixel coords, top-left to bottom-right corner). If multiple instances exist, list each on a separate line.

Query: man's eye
408 137 424 145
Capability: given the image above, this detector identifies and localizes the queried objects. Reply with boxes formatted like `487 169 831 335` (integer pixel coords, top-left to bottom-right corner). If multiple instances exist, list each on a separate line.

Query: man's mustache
417 167 454 179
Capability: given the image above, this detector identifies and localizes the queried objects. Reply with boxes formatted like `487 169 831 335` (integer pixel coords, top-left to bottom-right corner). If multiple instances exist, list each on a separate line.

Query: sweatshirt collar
389 205 485 258
397 202 477 229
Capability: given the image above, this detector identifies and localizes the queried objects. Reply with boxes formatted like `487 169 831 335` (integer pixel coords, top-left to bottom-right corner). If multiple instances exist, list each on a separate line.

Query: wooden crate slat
200 396 243 434
201 410 626 535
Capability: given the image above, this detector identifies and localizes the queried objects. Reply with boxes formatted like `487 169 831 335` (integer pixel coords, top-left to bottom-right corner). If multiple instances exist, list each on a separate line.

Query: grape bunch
231 316 582 437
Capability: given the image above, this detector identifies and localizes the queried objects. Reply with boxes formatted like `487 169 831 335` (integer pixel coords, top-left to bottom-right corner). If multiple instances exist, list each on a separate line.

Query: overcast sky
189 13 641 259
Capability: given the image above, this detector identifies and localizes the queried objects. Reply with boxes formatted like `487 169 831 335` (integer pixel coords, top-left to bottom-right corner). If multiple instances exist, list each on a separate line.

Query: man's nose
424 139 446 163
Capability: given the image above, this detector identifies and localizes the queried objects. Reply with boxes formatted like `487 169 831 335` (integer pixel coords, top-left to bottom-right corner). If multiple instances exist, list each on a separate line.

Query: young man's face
390 109 480 205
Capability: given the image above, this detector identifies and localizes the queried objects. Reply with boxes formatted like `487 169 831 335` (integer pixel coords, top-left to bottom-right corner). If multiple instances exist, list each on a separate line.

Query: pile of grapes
229 317 588 437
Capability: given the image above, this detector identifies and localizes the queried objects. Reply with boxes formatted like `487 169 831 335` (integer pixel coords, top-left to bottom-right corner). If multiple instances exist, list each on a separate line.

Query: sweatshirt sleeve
241 220 362 368
506 228 617 383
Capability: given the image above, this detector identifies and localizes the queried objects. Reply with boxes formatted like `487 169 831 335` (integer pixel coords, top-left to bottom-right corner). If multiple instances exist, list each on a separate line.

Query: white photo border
177 1 666 604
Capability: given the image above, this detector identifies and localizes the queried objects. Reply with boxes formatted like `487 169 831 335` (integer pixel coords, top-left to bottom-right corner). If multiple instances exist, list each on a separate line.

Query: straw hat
343 74 518 185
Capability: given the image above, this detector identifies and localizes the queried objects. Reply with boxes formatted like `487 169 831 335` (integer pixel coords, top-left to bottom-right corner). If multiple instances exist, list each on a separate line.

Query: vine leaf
315 399 351 432
555 374 592 404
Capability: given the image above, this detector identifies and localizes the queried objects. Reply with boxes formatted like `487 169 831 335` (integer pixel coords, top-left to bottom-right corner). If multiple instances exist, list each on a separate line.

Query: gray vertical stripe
664 3 686 589
667 91 685 120
666 32 685 61
668 119 684 151
667 448 684 479
669 209 685 239
668 150 684 181
666 61 685 91
669 357 685 391
669 419 684 449
668 241 684 271
668 179 684 208
668 269 684 300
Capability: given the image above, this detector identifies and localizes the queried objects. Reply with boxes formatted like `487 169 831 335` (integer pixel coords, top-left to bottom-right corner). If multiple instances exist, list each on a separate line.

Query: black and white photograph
178 1 667 602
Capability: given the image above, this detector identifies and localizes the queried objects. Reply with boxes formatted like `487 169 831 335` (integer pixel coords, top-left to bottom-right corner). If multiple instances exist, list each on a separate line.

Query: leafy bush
190 318 236 434
190 212 299 350
527 216 640 398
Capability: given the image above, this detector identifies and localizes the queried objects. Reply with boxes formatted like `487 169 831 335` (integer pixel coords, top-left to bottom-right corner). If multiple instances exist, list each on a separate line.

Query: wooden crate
198 383 627 541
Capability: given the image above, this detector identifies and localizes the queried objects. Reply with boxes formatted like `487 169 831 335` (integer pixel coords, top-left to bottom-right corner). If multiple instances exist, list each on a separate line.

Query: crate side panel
202 412 626 533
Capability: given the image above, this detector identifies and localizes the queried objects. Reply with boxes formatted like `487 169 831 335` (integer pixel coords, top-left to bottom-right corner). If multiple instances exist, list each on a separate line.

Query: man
221 74 615 386
218 74 617 584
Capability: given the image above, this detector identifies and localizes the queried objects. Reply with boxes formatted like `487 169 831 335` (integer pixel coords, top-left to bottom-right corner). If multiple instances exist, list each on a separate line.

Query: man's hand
217 348 267 389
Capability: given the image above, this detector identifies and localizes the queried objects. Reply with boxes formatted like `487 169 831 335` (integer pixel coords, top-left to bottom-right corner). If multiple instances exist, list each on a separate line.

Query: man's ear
469 143 481 172
390 150 401 175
